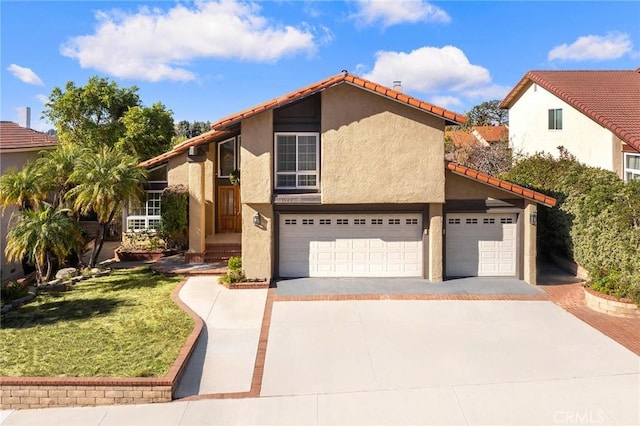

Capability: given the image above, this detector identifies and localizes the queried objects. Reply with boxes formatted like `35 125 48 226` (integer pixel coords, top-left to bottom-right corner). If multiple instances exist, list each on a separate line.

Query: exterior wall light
253 212 261 227
530 211 537 226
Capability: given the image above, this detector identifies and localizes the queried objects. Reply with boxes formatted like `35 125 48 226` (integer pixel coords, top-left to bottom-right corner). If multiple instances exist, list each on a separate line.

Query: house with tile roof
137 72 555 284
0 121 58 282
500 69 640 182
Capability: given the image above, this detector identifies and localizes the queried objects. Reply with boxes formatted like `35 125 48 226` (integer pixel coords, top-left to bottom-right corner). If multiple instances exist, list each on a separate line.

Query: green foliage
5 204 83 283
219 257 246 286
121 230 166 251
42 76 175 160
502 148 640 305
159 185 188 250
464 100 508 128
118 102 176 160
0 162 48 211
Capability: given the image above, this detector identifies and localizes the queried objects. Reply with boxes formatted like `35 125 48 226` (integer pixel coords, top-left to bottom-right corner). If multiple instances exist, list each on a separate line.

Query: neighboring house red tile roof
141 72 468 168
211 72 467 131
0 121 58 151
446 125 508 149
447 162 557 207
499 70 640 152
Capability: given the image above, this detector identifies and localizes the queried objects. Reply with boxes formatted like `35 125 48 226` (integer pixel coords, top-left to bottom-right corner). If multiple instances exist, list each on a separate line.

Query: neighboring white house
0 121 58 283
500 69 640 181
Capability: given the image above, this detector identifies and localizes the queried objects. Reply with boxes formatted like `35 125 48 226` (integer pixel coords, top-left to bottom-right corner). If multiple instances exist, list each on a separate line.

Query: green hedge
501 149 640 305
160 185 188 250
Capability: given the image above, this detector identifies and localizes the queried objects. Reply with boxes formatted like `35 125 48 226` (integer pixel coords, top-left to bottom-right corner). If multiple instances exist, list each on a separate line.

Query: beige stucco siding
320 84 445 204
167 152 189 187
242 204 273 279
240 111 273 204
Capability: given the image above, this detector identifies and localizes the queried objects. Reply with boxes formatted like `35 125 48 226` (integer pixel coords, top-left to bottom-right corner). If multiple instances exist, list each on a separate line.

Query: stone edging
584 287 640 319
0 278 204 410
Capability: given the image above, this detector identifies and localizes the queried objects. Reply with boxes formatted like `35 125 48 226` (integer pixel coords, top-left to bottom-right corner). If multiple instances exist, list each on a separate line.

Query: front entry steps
204 243 241 262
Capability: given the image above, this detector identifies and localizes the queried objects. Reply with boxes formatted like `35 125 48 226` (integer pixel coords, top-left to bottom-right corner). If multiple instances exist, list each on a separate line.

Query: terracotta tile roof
499 70 640 152
0 121 58 151
446 125 508 149
140 72 467 168
211 71 467 130
139 129 227 168
446 162 557 207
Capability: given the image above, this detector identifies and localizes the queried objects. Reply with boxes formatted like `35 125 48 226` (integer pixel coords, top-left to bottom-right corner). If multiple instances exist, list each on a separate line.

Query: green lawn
0 267 194 377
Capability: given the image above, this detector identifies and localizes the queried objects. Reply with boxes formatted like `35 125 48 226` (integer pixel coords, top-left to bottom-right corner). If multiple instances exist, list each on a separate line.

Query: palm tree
67 146 148 267
5 204 82 283
36 144 88 208
0 162 47 212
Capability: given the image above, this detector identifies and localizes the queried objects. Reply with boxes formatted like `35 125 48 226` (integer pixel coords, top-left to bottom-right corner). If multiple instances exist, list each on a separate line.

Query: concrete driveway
260 299 639 425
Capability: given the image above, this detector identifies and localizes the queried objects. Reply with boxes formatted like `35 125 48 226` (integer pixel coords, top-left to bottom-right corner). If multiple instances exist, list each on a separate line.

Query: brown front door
218 185 241 233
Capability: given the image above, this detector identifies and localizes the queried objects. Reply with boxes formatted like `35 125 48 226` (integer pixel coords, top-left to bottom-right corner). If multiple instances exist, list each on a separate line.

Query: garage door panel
446 213 517 277
279 213 423 278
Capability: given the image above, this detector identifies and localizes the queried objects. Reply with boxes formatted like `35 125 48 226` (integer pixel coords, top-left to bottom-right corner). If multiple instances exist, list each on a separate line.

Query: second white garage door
279 213 423 278
446 213 518 277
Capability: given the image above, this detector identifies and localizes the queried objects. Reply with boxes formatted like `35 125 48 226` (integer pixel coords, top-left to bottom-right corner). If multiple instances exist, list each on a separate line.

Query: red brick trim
184 252 204 263
0 278 204 409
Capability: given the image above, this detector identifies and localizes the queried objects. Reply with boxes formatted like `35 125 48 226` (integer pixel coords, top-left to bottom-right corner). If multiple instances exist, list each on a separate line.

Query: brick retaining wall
0 278 203 410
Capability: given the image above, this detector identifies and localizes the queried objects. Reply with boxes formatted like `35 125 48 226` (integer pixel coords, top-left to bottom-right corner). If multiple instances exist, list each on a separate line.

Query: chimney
18 107 31 129
392 81 402 92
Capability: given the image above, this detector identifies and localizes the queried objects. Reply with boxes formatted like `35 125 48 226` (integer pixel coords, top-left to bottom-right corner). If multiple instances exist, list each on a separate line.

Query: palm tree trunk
35 260 44 285
44 254 53 282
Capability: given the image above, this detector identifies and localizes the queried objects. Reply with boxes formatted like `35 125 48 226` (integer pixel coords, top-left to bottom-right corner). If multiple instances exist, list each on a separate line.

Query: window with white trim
548 109 562 130
275 132 319 189
126 191 162 231
218 137 239 178
624 153 640 182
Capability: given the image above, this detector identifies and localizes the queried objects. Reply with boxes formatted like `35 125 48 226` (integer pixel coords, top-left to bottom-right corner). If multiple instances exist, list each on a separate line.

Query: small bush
228 256 242 272
218 257 247 286
160 185 188 250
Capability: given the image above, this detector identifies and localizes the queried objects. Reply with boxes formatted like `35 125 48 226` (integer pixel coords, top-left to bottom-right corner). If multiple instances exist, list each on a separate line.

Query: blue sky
2 1 639 132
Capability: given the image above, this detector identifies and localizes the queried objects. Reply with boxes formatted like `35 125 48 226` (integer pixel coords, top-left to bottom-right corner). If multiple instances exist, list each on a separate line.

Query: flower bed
584 287 640 319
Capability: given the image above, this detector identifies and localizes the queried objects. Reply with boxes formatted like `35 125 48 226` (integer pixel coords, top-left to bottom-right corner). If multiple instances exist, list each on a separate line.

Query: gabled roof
212 72 467 131
140 72 468 168
446 125 508 149
499 70 640 151
0 121 58 151
446 162 557 207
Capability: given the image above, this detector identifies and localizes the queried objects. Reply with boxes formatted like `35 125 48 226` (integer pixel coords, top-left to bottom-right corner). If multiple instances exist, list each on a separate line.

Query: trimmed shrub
502 148 640 305
160 185 188 250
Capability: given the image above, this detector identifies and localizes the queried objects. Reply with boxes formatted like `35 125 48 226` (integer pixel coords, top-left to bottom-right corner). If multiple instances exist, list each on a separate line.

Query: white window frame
217 137 237 178
548 108 563 130
126 191 162 232
624 152 640 182
274 132 319 189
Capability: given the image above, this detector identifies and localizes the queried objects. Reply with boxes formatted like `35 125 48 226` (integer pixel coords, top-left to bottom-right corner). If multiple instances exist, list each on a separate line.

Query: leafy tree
43 76 140 148
465 100 508 127
67 147 148 267
174 120 211 140
118 103 176 160
42 76 175 160
5 204 82 283
0 162 47 211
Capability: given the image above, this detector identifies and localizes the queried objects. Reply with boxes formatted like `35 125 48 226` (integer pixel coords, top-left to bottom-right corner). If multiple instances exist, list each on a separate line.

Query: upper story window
147 165 167 183
548 109 563 130
218 136 240 178
275 132 319 189
624 153 640 182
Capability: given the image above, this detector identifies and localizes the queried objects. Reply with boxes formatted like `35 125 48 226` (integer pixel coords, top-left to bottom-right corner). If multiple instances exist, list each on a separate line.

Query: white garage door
446 213 517 277
279 214 423 278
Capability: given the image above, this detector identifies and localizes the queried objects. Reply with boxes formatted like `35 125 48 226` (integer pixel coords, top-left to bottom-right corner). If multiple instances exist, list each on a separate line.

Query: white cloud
352 0 450 27
363 46 491 93
61 1 316 82
430 95 461 109
7 64 44 86
548 32 633 61
463 84 511 101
